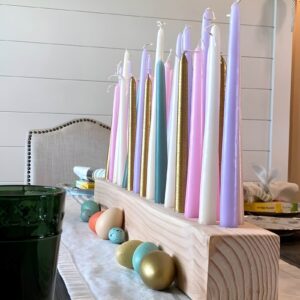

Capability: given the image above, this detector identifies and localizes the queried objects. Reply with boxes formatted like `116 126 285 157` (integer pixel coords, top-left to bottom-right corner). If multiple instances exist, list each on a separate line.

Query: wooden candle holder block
95 180 280 300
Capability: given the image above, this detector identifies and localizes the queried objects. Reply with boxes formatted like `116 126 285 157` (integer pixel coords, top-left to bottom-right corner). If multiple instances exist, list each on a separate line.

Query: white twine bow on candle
156 20 166 28
106 64 123 93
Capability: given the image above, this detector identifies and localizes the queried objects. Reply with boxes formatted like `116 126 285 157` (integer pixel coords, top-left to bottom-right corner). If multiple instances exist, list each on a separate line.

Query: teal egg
80 209 93 222
132 242 159 273
81 200 100 214
108 227 125 244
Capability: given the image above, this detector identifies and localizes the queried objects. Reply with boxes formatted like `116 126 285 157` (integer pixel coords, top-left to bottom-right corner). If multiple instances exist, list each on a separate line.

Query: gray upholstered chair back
25 118 110 186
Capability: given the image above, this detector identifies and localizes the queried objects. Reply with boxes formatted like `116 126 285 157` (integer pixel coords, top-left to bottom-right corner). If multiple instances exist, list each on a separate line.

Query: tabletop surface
55 195 300 300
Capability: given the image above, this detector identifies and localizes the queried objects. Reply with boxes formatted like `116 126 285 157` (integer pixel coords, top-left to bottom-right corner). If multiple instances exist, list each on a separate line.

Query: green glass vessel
0 185 66 300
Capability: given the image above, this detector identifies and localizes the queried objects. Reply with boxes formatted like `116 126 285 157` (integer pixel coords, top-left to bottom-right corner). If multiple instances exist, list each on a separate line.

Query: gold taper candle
140 75 152 197
175 54 189 213
219 56 226 169
127 77 137 191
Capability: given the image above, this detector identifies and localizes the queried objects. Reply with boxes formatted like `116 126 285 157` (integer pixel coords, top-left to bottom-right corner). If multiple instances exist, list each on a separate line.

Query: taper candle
201 8 214 125
164 55 173 128
182 26 193 138
165 32 182 208
219 56 226 169
217 56 226 222
128 77 137 191
140 75 152 197
199 25 221 225
175 54 189 213
105 141 110 180
147 23 164 199
133 48 148 193
155 61 168 203
122 157 128 188
116 50 131 186
220 2 241 228
184 46 203 218
108 83 120 182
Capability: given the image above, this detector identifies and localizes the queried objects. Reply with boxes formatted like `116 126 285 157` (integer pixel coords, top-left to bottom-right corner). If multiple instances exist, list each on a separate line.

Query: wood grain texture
95 179 280 300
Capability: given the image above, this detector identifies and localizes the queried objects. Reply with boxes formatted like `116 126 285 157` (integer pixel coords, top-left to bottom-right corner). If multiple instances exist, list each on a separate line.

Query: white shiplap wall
0 0 279 184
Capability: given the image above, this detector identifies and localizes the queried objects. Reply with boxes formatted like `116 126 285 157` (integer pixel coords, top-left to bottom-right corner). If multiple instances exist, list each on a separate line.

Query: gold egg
116 240 142 269
140 250 176 290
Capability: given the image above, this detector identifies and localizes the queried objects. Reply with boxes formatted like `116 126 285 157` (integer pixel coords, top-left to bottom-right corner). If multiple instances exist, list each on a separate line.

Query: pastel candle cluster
106 2 243 228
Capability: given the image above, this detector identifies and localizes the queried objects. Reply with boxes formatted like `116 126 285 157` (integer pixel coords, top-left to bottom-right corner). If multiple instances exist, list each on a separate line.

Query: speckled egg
81 200 100 214
116 240 142 269
95 207 123 239
132 242 159 273
108 227 126 244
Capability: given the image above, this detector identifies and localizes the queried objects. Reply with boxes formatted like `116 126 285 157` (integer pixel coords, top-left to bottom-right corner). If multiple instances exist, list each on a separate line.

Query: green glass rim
0 185 65 197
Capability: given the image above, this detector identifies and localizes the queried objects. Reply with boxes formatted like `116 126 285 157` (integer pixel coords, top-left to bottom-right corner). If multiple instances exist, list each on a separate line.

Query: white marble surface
58 195 300 300
58 195 187 300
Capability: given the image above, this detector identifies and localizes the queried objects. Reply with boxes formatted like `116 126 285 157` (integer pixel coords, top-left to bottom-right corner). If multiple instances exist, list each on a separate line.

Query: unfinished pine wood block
95 179 280 300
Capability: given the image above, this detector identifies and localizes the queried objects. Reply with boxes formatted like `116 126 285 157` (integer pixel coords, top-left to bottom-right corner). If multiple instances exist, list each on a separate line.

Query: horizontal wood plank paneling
0 147 25 182
0 77 269 120
0 0 274 26
242 120 270 151
0 42 273 89
0 1 275 182
241 89 271 120
0 77 114 115
0 112 265 150
0 182 24 184
0 6 273 58
0 112 111 146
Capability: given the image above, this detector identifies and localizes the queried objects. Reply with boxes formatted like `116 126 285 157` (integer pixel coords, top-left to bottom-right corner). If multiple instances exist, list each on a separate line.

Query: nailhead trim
26 118 111 185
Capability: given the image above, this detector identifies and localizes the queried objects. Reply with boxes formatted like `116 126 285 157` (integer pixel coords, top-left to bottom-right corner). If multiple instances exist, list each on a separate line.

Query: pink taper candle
184 46 203 218
108 83 120 182
220 2 241 228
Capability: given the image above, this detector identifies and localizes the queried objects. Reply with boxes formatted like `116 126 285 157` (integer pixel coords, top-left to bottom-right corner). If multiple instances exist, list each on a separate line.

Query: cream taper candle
199 25 221 225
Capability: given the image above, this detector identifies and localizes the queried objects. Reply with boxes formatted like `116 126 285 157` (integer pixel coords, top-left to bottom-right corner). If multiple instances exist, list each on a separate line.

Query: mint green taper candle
155 60 168 203
122 156 128 189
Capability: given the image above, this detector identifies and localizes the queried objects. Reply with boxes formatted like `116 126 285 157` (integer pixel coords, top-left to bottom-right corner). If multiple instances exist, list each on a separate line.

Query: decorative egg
80 209 93 222
81 200 100 215
108 227 126 244
88 211 103 233
116 240 142 269
140 250 176 290
95 207 123 239
132 242 159 273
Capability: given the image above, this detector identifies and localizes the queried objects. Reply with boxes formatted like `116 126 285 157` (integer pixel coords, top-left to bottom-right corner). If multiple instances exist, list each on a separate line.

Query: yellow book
244 201 298 213
76 180 95 190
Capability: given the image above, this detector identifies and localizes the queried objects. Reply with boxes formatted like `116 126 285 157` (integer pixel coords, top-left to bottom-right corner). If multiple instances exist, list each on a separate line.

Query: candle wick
143 43 153 49
165 49 173 63
106 84 114 94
